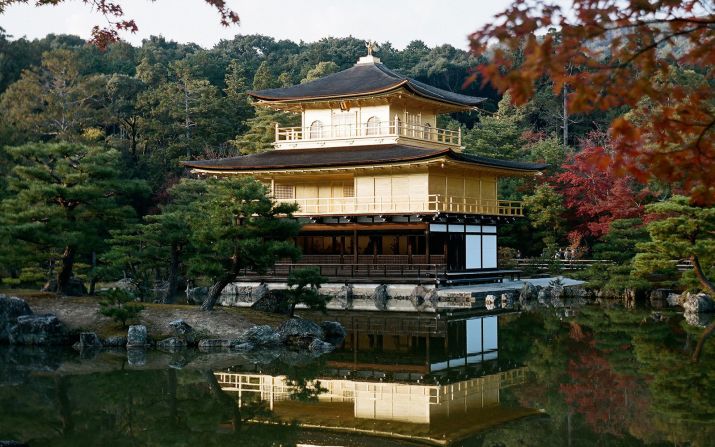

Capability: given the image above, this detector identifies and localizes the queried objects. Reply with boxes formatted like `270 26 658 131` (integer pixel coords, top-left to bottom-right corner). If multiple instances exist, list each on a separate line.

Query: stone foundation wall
216 282 514 312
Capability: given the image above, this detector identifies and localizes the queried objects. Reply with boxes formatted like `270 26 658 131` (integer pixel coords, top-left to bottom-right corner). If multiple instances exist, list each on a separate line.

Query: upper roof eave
247 62 486 109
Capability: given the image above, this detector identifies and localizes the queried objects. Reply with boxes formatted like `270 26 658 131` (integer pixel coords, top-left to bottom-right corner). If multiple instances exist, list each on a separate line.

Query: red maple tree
467 0 714 204
555 131 651 240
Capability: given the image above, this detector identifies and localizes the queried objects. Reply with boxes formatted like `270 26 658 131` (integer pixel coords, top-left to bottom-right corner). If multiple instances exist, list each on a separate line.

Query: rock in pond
684 311 714 328
410 285 429 310
126 347 146 366
667 293 684 307
103 336 127 347
682 292 715 313
309 338 336 354
238 325 280 346
169 319 195 345
372 284 389 311
320 321 346 345
198 339 239 350
157 337 187 350
519 283 538 302
0 295 33 343
334 283 353 310
9 314 68 345
127 325 148 347
277 318 324 347
76 332 103 350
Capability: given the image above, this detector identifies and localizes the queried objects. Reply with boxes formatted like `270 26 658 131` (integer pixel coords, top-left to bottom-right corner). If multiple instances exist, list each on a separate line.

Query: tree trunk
563 83 568 149
163 243 180 304
203 370 242 431
89 251 97 295
167 369 178 428
690 255 715 363
691 254 715 295
201 273 235 311
692 321 715 363
56 246 75 295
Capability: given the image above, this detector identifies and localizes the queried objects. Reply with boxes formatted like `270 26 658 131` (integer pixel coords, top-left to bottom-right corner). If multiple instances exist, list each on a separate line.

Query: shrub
99 288 145 328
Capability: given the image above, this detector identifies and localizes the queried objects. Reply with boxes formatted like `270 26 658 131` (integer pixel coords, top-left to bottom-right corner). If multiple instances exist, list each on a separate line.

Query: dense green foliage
98 288 145 328
182 177 301 310
0 28 711 302
285 268 328 317
0 142 148 293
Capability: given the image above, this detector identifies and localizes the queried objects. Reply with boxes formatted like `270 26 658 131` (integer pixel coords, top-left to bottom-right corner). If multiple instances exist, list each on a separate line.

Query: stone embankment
0 294 346 360
196 278 586 313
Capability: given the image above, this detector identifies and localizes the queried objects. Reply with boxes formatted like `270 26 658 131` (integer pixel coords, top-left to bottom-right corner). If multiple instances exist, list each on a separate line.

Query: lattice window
343 184 355 197
274 184 294 200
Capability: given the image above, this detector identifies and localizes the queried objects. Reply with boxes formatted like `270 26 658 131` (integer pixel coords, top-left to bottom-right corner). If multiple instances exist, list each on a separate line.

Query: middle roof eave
181 144 549 173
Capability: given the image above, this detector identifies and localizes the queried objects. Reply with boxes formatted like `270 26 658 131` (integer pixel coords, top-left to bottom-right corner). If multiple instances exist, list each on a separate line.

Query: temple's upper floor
249 54 485 150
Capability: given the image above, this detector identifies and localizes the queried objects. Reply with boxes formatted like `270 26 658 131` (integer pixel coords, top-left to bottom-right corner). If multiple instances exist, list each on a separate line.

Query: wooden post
353 229 358 264
407 236 413 265
274 123 279 142
426 229 431 264
458 126 462 147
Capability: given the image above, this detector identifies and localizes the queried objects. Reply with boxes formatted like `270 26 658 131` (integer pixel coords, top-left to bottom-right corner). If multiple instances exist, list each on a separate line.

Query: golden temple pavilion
184 50 547 285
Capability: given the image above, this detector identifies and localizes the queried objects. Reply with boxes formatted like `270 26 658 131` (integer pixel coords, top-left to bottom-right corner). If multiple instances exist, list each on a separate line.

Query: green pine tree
252 61 274 91
178 177 302 311
579 218 651 296
463 91 526 160
285 268 328 317
0 142 149 294
634 196 715 294
230 105 299 154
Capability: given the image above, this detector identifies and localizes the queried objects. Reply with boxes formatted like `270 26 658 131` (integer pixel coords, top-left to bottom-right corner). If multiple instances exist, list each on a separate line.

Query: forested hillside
0 26 711 302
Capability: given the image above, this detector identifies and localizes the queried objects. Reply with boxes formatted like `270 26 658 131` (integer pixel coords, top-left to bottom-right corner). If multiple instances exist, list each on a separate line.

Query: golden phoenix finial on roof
365 40 379 56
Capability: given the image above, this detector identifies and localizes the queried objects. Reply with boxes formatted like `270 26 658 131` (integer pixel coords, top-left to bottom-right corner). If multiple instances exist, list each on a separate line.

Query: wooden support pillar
407 236 413 264
372 235 378 264
353 229 358 264
339 235 345 264
425 229 430 264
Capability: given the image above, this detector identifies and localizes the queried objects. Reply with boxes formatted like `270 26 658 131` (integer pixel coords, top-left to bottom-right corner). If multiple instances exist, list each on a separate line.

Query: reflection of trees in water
488 308 715 446
0 366 298 446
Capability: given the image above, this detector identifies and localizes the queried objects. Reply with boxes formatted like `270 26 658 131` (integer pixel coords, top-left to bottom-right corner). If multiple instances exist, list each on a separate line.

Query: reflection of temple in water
329 311 501 376
216 312 536 444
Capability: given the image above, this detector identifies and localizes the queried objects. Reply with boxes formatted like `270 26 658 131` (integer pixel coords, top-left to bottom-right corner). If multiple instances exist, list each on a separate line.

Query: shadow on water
1 306 714 446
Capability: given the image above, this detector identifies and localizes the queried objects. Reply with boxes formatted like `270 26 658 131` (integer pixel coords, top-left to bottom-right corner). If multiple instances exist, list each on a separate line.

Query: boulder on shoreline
103 336 127 347
0 295 33 343
127 325 148 347
168 319 196 345
237 325 280 346
9 314 69 346
157 337 187 350
320 321 346 345
277 318 324 349
75 332 103 351
682 292 715 314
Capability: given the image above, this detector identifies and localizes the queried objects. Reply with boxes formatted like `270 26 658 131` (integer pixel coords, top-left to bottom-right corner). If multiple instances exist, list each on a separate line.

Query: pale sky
1 0 515 50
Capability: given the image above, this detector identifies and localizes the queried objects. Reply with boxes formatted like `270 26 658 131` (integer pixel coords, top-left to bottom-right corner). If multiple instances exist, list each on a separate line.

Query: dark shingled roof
182 145 548 172
249 63 485 108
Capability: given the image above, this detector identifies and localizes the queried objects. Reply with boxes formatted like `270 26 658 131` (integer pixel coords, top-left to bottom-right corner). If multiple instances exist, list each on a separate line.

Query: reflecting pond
1 306 714 446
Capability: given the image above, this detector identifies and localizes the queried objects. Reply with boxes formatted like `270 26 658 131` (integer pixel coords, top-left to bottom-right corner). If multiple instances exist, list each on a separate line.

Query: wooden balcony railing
277 194 523 217
275 119 461 146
